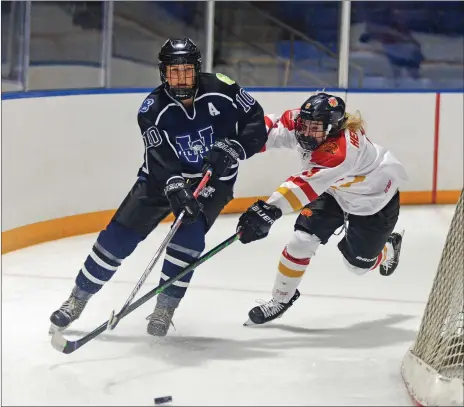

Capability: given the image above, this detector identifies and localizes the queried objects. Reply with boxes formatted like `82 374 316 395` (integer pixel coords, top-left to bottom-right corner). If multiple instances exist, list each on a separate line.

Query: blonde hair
342 110 365 133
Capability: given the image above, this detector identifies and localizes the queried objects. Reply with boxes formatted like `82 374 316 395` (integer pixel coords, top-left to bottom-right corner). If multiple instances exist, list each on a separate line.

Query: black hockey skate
244 290 300 326
49 286 91 334
146 303 176 337
379 230 405 276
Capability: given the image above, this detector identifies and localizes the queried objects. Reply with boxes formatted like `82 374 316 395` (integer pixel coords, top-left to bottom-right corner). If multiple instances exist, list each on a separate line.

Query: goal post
401 188 464 406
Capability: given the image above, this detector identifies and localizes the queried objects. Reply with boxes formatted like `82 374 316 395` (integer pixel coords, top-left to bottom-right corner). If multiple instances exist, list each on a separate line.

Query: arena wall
2 88 462 253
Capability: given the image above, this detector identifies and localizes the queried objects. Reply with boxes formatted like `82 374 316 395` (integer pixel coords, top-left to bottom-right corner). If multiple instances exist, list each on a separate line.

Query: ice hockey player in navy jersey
236 92 407 326
49 37 267 337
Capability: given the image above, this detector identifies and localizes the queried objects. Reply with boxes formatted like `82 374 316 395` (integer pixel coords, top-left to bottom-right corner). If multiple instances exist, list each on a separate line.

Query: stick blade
51 331 74 354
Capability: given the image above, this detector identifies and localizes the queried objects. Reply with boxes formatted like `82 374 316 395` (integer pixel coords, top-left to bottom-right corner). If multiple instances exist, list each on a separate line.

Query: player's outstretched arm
236 200 282 244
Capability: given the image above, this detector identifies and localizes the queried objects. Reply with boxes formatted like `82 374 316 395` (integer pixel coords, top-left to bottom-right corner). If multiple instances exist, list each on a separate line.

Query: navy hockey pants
75 176 234 302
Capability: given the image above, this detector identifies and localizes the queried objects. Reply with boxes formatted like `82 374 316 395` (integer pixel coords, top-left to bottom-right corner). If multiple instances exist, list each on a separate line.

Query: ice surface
1 205 456 406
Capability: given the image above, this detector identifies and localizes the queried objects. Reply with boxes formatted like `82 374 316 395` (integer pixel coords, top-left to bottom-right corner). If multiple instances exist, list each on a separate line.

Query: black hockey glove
237 200 282 244
202 138 241 178
164 176 202 224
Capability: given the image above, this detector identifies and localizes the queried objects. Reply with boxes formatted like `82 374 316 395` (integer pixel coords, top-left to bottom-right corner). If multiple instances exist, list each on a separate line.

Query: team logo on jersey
328 97 338 107
305 102 311 109
175 126 214 164
317 141 339 154
139 98 154 113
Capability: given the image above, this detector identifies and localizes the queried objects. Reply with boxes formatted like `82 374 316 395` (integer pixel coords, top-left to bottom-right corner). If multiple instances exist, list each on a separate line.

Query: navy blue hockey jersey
137 73 267 184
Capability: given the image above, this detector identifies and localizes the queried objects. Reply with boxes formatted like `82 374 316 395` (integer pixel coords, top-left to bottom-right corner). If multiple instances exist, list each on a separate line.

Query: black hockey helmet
158 37 202 101
295 93 346 151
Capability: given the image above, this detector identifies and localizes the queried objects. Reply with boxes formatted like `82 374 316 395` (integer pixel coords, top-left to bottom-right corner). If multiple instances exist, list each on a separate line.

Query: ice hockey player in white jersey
236 92 408 325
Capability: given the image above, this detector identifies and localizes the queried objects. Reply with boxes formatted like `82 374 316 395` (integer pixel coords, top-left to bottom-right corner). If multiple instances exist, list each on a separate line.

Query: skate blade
147 328 169 337
243 318 257 326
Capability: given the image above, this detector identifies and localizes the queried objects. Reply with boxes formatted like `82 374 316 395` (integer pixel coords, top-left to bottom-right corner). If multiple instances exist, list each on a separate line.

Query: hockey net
401 188 464 406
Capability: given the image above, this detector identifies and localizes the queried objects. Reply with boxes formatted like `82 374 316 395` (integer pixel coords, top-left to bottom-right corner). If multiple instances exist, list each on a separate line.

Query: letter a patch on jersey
208 102 220 116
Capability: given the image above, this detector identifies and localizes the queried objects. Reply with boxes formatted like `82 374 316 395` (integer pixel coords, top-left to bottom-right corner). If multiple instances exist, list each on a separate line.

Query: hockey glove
165 176 202 224
202 138 241 178
237 200 282 244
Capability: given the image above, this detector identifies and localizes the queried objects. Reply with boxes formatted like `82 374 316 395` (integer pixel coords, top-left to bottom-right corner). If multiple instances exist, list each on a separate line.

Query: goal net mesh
401 188 464 406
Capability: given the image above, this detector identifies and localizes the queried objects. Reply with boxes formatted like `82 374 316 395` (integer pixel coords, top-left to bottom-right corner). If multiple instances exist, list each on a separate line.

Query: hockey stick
106 169 212 330
51 231 242 354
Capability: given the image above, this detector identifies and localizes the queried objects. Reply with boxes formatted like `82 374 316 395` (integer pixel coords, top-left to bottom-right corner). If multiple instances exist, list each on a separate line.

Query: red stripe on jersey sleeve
279 109 299 131
288 176 318 201
302 168 320 178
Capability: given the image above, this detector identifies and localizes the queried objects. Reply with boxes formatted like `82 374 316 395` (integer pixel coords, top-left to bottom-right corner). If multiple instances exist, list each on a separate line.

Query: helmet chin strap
325 124 332 135
169 85 195 101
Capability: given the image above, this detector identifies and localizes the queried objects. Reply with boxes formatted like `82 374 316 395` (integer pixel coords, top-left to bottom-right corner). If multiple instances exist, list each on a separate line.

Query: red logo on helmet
328 97 338 107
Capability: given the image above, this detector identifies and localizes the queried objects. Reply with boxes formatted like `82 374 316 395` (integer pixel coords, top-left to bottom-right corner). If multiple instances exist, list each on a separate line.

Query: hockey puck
154 396 172 405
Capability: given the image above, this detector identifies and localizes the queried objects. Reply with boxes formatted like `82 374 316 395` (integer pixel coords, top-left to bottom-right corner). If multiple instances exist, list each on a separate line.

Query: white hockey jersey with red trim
263 109 408 216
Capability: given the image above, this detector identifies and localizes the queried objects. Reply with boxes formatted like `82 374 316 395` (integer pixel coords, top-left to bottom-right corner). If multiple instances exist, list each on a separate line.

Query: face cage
159 61 201 100
294 116 328 152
